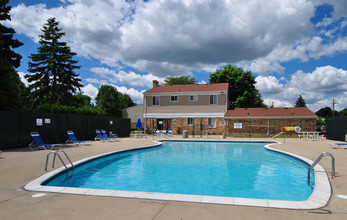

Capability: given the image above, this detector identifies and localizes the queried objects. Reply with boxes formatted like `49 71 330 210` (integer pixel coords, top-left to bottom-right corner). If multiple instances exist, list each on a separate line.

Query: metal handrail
45 149 74 180
307 152 335 185
271 132 283 139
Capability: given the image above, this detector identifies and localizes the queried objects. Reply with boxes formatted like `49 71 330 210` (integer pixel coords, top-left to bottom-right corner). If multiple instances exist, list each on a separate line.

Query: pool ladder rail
45 149 75 181
307 152 335 185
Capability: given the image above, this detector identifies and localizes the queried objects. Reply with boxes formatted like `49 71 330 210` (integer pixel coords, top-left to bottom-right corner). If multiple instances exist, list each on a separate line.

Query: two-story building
143 80 229 135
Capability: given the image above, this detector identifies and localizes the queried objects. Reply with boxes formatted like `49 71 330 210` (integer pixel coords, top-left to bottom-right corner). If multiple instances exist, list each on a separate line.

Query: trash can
182 130 188 138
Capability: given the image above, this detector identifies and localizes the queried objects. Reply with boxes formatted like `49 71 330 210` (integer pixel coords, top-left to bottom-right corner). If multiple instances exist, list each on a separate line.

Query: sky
5 0 347 112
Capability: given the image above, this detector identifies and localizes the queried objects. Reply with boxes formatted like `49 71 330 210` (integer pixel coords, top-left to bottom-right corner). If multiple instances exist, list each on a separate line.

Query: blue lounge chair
331 143 347 149
101 130 119 141
95 130 106 141
66 131 91 145
29 132 61 150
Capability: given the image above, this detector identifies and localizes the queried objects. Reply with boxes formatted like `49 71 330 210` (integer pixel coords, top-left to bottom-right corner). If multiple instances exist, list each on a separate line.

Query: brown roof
144 83 229 93
224 107 317 118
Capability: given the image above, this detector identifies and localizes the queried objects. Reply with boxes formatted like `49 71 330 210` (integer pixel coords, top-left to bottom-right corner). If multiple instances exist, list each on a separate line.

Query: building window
210 95 217 105
170 95 178 102
207 118 216 128
188 118 194 126
152 96 160 106
189 95 198 101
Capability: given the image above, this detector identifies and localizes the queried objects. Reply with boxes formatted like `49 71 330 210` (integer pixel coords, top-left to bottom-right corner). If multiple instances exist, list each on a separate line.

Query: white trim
144 112 225 118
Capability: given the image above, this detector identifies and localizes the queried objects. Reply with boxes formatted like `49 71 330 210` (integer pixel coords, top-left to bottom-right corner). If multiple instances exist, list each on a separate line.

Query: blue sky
5 0 347 111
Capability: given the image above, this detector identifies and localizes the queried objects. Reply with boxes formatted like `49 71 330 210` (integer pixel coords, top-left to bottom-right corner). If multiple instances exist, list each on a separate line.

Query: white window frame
188 118 194 126
189 95 198 102
170 95 178 102
210 94 217 105
207 118 216 128
152 96 160 106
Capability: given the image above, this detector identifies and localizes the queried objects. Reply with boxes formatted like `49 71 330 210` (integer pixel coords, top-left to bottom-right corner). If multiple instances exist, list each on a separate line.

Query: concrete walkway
1 136 347 219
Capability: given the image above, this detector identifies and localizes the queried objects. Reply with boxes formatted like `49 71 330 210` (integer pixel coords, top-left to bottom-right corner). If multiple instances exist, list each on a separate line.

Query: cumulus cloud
255 76 284 94
262 66 347 111
81 83 98 100
7 0 316 76
114 85 145 104
90 67 164 87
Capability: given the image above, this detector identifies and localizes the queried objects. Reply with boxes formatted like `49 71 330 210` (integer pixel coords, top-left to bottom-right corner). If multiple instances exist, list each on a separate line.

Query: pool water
44 141 314 201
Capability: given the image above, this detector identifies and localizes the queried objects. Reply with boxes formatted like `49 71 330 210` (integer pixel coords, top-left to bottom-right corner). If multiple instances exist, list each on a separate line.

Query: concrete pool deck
1 136 347 219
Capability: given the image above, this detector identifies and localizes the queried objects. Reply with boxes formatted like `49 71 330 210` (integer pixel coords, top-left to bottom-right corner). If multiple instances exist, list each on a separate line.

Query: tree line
0 1 134 116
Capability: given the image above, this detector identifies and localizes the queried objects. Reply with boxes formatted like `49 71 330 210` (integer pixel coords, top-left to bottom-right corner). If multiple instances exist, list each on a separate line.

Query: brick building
142 81 317 137
225 107 317 137
143 81 229 135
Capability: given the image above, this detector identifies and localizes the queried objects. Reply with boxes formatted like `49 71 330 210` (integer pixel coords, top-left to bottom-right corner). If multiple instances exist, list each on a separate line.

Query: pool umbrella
166 119 169 130
136 118 143 129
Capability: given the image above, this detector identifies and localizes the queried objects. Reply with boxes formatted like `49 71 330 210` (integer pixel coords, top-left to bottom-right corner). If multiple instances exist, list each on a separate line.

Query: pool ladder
45 149 75 181
307 152 335 185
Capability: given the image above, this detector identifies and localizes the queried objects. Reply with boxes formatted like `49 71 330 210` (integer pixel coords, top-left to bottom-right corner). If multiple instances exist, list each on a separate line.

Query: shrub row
34 104 106 116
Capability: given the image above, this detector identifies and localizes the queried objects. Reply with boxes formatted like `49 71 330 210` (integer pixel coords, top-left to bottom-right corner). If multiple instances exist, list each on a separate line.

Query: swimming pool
25 140 331 209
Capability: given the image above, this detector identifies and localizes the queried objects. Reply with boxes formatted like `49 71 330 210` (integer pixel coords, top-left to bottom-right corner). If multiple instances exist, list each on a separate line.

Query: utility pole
332 99 336 117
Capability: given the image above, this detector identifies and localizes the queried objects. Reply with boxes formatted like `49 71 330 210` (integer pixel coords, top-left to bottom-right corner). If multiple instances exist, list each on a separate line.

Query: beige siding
122 105 144 123
145 94 227 107
145 105 226 113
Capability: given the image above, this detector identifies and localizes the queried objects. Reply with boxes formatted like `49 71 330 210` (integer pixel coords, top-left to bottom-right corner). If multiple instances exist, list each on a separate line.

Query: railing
307 152 335 185
271 132 283 139
45 149 74 181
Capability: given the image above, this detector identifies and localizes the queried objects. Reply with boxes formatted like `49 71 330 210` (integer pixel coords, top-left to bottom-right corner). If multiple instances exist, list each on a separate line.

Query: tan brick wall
227 118 316 137
145 117 227 136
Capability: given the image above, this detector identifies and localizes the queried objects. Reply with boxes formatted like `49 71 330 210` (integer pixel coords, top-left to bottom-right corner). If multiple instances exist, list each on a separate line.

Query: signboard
234 123 242 129
36 118 43 126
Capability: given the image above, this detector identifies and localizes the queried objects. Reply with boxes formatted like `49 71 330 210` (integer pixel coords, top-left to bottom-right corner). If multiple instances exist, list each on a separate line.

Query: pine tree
25 17 82 107
294 95 307 107
0 0 24 110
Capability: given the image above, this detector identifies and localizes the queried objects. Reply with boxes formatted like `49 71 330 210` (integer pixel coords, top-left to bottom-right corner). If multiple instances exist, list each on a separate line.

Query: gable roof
144 83 229 94
224 107 317 118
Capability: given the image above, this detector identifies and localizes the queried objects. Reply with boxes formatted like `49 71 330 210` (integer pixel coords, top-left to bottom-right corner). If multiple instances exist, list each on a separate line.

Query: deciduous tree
164 76 196 85
209 64 265 108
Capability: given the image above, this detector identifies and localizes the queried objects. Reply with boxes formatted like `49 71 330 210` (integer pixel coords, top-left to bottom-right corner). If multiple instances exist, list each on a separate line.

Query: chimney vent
152 80 159 88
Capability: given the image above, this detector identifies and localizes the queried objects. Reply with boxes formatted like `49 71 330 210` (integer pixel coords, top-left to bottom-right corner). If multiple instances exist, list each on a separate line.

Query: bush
34 104 106 116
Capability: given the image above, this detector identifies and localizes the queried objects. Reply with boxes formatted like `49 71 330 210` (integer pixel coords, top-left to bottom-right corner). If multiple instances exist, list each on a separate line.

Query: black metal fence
326 117 347 141
0 111 130 150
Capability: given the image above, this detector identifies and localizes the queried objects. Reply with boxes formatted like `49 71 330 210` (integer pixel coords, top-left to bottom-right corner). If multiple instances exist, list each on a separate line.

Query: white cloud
81 83 98 100
8 0 316 76
262 66 347 111
18 72 29 86
255 76 284 94
114 85 145 104
90 67 164 88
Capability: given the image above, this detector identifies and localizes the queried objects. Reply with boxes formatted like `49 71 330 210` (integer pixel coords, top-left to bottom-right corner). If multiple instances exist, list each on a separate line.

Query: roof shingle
224 107 317 118
144 83 229 93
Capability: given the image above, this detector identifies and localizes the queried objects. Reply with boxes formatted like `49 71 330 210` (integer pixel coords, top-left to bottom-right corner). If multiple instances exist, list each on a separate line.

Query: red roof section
144 83 229 93
225 107 317 118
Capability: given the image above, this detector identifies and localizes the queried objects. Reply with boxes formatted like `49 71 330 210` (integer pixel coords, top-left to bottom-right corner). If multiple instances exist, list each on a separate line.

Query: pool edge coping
24 140 331 210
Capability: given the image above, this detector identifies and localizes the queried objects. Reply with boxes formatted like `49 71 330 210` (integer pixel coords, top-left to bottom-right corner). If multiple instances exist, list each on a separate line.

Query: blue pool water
44 141 314 201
